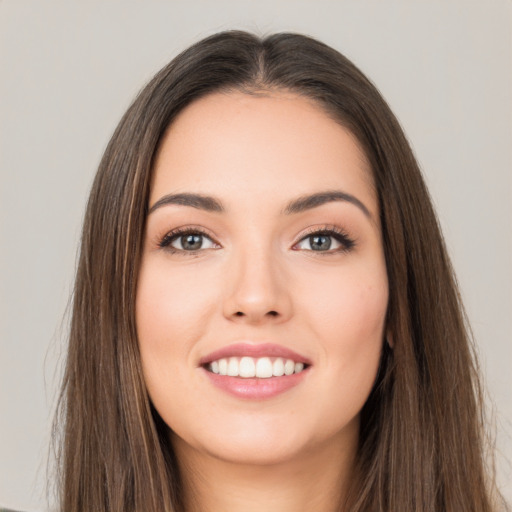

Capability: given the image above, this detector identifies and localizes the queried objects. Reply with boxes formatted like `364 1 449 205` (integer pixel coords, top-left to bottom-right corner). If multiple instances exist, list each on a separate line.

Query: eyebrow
148 193 224 214
148 190 371 219
283 190 371 218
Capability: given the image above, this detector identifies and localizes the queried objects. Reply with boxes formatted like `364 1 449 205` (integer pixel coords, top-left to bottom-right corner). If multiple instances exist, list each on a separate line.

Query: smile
207 356 306 378
199 343 312 399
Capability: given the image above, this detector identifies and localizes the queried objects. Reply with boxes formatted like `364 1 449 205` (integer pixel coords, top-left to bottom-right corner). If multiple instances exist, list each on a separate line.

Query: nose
222 245 293 325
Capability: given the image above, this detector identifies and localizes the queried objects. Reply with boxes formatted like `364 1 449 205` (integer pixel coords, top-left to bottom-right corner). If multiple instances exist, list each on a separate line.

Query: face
136 91 388 466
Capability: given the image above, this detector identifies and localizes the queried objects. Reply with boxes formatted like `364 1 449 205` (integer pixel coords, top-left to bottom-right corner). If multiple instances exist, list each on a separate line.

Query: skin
136 91 389 512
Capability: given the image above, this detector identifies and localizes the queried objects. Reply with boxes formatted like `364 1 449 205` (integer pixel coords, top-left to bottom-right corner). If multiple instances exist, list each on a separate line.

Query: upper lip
198 343 312 366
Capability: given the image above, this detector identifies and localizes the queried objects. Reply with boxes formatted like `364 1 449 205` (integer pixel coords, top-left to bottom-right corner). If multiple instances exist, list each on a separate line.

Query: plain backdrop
1 1 511 510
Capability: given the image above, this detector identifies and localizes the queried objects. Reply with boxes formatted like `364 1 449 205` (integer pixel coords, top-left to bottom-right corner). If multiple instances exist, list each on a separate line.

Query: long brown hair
54 31 505 512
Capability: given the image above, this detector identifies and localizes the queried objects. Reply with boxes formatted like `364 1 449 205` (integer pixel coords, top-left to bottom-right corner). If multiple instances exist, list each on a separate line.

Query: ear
385 330 394 349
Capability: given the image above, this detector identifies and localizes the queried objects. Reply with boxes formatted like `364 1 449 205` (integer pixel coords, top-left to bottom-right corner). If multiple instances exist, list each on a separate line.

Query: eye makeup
156 222 356 257
292 224 356 254
157 226 220 255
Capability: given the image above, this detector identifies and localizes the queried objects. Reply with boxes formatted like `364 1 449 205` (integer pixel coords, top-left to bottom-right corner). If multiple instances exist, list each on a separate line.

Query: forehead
151 91 376 216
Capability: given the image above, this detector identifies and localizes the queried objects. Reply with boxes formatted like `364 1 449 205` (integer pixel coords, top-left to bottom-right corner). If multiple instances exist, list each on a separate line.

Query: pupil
182 234 202 250
311 235 331 251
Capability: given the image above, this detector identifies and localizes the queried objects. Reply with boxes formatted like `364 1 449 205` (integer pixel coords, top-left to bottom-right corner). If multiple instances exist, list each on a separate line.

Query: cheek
137 259 217 338
298 262 388 403
299 260 388 342
135 259 219 388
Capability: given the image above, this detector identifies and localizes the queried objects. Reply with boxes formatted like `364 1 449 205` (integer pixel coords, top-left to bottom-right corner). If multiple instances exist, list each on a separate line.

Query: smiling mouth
204 356 308 378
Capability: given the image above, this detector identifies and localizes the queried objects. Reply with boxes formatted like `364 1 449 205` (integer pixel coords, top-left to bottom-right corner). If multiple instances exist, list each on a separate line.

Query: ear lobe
385 331 394 349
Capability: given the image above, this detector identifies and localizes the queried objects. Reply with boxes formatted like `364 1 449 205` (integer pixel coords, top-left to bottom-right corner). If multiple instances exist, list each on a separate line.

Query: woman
53 31 505 511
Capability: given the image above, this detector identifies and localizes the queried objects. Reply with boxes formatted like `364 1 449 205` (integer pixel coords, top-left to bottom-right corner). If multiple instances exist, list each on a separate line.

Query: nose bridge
223 234 291 323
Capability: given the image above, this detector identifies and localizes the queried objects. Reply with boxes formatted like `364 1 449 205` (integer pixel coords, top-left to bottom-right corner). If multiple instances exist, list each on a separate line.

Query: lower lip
202 367 310 399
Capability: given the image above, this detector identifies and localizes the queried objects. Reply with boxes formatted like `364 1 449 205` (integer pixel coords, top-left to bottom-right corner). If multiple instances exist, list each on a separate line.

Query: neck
172 434 357 512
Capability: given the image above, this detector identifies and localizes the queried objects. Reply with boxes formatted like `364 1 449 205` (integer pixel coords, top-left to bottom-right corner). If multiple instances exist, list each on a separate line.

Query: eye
159 229 219 253
293 228 355 253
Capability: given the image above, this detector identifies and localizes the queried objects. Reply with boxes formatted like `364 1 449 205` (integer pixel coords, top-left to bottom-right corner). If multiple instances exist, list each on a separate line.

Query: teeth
255 357 273 378
272 358 285 376
239 356 256 378
218 358 228 375
227 357 239 376
284 359 295 375
208 357 306 378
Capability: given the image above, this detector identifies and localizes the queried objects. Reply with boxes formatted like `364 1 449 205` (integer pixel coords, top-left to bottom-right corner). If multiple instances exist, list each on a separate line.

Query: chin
169 412 359 468
179 434 311 467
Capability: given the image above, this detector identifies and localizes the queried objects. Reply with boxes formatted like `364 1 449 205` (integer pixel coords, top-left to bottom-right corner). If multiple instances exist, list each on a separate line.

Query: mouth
199 343 311 398
204 356 307 378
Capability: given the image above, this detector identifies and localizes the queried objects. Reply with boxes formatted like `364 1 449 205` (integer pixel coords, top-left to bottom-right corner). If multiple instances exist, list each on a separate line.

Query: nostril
230 310 281 320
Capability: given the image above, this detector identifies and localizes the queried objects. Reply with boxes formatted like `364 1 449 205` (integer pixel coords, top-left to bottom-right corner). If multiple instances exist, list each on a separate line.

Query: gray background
1 1 511 510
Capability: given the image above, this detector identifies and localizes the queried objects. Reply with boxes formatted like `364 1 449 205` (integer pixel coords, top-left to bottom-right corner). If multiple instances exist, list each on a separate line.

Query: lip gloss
199 343 312 399
202 367 310 399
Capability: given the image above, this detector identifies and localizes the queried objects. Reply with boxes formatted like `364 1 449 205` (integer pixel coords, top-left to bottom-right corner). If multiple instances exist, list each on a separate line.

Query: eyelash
158 227 218 255
292 225 356 254
157 225 356 255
